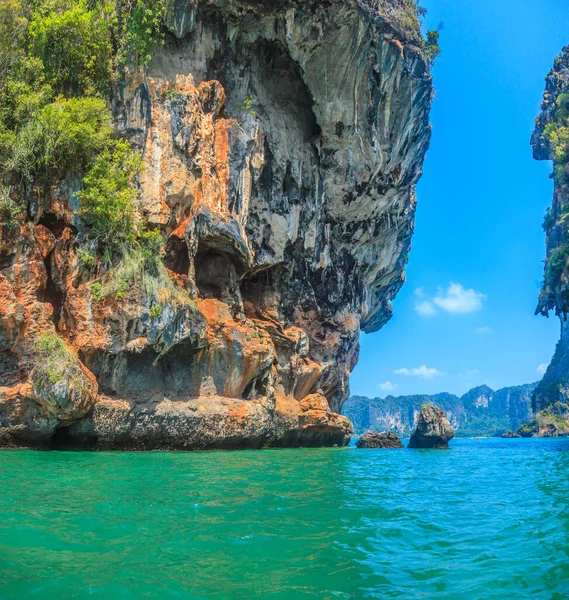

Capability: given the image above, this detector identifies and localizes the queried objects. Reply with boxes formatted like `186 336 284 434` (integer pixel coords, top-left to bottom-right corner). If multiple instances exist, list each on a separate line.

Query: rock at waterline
408 406 454 449
502 430 522 438
356 431 404 449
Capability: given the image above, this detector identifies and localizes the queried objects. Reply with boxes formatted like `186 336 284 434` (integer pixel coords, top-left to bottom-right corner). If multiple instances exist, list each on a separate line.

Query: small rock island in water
356 431 404 449
408 405 454 449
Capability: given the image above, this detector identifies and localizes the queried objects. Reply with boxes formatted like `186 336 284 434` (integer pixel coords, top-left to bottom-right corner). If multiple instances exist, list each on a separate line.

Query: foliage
122 0 168 66
0 0 27 84
31 331 84 388
541 93 569 288
535 402 569 433
0 56 53 135
77 248 95 267
542 208 554 233
358 0 424 41
424 29 441 64
8 96 112 182
28 0 114 97
0 186 23 229
93 236 192 308
79 138 142 252
518 421 538 437
238 95 256 118
545 243 569 288
115 279 128 300
359 1 442 66
149 302 162 319
165 87 183 102
0 0 185 322
91 281 105 302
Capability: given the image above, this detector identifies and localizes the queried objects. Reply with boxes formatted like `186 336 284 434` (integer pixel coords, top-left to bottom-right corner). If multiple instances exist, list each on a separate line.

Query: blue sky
351 0 569 398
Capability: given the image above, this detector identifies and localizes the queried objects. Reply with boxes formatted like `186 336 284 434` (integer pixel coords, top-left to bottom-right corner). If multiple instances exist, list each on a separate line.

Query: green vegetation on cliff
540 92 569 289
31 332 84 389
0 0 190 314
357 1 441 62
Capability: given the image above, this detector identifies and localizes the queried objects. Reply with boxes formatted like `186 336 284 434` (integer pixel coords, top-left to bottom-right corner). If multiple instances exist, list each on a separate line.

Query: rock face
343 383 536 437
502 430 521 439
517 401 569 437
408 405 454 449
356 430 403 448
532 46 569 417
0 0 432 449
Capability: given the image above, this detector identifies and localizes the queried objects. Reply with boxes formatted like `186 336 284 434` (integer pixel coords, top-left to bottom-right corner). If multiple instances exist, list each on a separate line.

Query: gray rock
356 430 403 448
408 405 454 449
0 0 432 450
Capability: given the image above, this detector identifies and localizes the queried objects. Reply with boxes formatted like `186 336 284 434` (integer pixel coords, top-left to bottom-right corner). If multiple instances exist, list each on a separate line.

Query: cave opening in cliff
165 237 190 276
37 213 69 238
40 254 64 331
49 425 74 450
195 249 234 300
194 238 245 302
249 38 321 143
0 250 14 271
242 373 269 400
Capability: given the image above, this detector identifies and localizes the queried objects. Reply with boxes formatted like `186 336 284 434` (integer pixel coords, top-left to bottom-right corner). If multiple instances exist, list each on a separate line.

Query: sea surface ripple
1 438 569 599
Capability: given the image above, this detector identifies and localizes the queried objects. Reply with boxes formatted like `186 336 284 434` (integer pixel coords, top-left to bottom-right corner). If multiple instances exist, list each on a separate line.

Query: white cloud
414 300 436 316
537 363 550 376
433 282 485 314
394 365 444 379
414 283 485 316
474 326 492 334
379 381 398 392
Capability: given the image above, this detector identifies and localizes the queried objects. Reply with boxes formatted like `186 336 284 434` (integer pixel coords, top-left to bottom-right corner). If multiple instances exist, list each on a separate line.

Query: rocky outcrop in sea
408 405 454 449
356 430 404 449
0 0 433 449
502 430 522 438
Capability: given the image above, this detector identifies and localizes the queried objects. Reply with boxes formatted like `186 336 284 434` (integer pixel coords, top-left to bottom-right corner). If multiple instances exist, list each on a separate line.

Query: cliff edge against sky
532 45 569 434
0 0 433 449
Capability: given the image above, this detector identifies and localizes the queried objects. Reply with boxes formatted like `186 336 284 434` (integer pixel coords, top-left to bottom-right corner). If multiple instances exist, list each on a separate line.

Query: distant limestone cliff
0 0 433 449
343 383 537 437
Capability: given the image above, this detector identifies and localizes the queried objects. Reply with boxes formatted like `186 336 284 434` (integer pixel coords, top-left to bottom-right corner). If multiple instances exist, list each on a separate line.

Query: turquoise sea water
1 438 569 599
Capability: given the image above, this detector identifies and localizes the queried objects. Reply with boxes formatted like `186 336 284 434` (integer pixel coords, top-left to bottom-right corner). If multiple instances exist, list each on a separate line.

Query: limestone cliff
343 383 536 437
0 0 432 449
532 46 569 414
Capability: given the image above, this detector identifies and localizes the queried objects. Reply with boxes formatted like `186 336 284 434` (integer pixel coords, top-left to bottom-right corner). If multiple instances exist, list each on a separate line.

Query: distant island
342 383 537 438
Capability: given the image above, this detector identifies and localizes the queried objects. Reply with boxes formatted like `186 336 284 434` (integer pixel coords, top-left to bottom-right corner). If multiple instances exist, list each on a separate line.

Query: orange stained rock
292 359 323 400
33 225 56 259
170 216 192 241
299 393 330 413
227 400 250 423
275 394 301 419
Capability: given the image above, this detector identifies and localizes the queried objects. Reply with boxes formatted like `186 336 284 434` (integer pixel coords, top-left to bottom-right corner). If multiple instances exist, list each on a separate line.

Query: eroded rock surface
0 0 432 449
356 430 403 448
533 47 569 416
408 405 454 449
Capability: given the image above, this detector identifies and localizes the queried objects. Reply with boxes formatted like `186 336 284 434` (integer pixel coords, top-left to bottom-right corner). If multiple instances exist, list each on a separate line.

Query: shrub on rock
30 332 97 422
